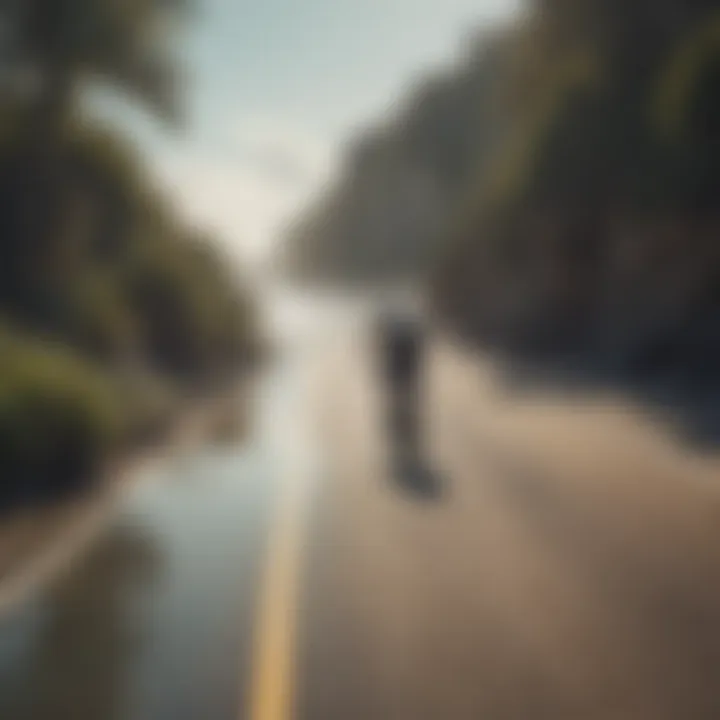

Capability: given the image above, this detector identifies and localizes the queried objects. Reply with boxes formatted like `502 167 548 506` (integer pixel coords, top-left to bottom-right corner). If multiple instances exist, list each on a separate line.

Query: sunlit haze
140 0 520 266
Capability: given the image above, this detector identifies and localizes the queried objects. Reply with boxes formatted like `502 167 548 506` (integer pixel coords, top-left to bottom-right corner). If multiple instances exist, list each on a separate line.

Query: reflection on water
0 299 338 720
0 441 278 719
0 352 298 720
0 526 159 720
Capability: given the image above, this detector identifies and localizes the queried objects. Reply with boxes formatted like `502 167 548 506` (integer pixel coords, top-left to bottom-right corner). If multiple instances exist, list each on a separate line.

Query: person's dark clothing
379 317 424 449
382 319 423 387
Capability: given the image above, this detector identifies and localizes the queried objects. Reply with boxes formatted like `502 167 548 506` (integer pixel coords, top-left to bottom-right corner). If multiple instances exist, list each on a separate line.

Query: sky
136 0 520 267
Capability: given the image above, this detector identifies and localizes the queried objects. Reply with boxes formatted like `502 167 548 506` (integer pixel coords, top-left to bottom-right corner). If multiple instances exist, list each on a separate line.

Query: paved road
299 335 720 720
1 313 720 720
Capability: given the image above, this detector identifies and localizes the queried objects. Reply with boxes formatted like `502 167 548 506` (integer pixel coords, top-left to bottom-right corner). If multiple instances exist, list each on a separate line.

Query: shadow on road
499 357 720 452
390 451 445 502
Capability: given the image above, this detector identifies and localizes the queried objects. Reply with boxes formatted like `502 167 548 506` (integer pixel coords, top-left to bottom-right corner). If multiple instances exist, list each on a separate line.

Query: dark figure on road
378 313 425 462
377 312 443 500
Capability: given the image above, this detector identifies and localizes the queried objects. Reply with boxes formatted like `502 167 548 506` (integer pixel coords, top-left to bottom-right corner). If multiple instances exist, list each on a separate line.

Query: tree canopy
281 0 720 410
0 0 259 509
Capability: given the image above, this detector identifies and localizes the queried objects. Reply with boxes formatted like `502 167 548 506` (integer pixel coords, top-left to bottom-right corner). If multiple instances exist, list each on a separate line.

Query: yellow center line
247 376 318 720
246 339 334 720
248 479 308 720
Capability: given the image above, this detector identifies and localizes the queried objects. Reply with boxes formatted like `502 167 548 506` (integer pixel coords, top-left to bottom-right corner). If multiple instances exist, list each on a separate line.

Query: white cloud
155 114 339 267
231 115 337 183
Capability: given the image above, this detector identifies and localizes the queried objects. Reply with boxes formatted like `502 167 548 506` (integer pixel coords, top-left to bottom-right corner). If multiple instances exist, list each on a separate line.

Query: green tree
0 0 191 329
0 0 190 136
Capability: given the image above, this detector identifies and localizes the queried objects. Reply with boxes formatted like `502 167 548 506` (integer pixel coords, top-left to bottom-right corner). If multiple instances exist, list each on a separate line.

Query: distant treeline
0 1 260 508
283 0 720 386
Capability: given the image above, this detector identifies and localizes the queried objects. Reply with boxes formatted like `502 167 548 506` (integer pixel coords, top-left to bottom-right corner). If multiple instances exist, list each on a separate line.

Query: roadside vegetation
0 1 260 509
283 0 720 440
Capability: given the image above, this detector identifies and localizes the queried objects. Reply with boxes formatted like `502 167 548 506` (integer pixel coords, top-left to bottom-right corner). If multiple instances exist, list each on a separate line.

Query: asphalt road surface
301 336 720 720
1 308 720 720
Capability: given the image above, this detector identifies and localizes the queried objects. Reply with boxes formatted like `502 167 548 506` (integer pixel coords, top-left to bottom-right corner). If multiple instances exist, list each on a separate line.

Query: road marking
248 366 317 720
249 482 308 720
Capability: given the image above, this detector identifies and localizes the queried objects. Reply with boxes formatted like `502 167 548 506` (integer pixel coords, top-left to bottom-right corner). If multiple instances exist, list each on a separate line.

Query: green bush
123 233 258 383
0 329 122 504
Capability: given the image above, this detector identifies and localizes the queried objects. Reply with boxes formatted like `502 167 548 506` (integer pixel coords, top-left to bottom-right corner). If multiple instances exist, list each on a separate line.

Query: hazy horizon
129 0 520 268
